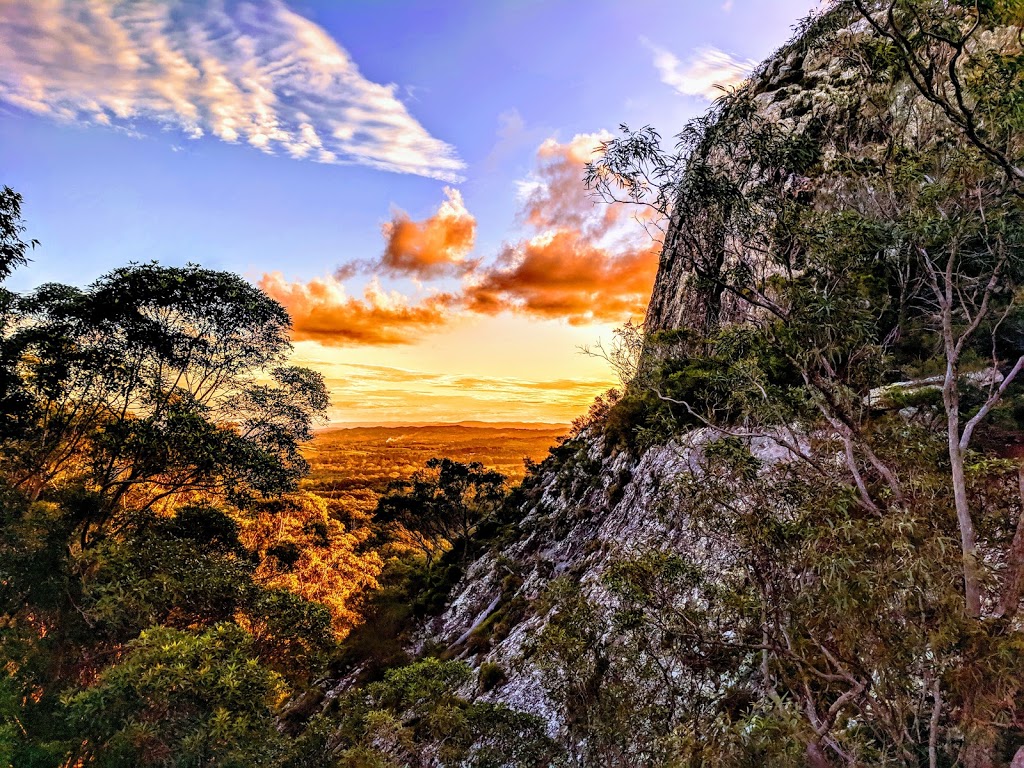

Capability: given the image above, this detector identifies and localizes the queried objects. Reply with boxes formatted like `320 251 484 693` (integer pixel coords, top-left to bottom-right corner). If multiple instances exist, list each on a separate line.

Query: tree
0 210 343 766
1 262 328 542
0 186 35 281
242 491 383 638
375 458 507 564
810 0 1024 624
63 624 288 768
579 2 1024 761
0 186 37 439
848 0 1024 194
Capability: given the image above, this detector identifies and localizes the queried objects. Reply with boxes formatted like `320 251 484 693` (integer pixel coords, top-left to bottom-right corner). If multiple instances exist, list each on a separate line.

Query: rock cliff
417 428 808 730
416 5 872 730
402 0 1024 749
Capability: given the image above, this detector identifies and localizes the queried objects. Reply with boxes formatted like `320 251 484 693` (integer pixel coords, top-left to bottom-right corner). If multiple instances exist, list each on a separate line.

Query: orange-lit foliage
241 492 382 638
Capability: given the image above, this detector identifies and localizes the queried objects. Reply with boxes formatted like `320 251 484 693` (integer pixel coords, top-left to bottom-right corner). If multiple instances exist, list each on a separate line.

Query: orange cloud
465 230 658 324
260 272 452 346
465 132 659 324
521 131 618 233
262 132 661 346
379 187 476 278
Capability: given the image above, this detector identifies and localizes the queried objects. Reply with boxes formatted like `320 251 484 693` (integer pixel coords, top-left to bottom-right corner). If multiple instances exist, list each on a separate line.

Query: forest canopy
0 185 552 766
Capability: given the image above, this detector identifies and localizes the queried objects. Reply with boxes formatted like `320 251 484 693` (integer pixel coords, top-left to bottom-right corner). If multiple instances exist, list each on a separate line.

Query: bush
64 624 286 767
477 662 506 693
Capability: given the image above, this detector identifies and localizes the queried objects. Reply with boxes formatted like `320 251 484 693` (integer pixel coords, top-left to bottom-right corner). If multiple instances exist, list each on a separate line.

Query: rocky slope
416 427 807 730
401 0 1023 745
414 5 874 729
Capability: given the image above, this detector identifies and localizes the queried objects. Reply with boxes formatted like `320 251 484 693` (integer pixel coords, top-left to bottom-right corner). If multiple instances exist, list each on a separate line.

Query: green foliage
602 323 808 452
334 553 465 680
568 388 621 439
374 457 507 563
0 186 35 281
0 221 361 767
532 578 681 766
80 506 249 634
462 593 527 658
328 659 559 768
477 662 506 693
64 624 286 768
602 390 661 453
78 505 334 684
2 261 328 533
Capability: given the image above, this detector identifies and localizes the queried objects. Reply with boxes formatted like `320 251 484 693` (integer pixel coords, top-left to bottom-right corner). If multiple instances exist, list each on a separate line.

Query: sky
0 0 822 425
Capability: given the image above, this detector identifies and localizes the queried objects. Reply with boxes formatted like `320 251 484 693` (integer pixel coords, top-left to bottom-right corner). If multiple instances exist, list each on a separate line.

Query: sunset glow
1 0 822 424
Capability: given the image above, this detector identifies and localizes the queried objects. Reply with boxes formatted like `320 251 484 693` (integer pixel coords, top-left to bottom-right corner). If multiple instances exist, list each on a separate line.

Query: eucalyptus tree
375 458 507 564
1 262 328 542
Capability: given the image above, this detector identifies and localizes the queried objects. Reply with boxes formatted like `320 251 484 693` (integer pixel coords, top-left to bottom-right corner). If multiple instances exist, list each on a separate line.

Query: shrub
477 662 507 693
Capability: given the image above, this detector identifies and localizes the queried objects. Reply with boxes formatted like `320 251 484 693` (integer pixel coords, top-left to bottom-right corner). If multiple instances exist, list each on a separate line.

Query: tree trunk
946 415 978 618
946 374 983 618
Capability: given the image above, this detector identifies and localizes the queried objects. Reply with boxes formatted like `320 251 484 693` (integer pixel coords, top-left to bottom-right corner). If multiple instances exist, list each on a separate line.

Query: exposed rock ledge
417 426 809 732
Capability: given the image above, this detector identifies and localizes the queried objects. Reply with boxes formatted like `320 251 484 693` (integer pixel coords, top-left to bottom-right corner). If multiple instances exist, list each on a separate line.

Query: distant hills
318 420 568 431
303 422 567 518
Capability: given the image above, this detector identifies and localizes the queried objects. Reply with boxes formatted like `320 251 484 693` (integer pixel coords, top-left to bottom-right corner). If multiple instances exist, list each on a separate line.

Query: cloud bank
259 272 453 346
263 132 661 345
0 0 464 180
644 41 755 99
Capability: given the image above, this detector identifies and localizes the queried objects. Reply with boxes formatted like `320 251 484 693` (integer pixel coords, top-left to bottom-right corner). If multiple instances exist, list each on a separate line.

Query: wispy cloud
643 40 755 99
312 363 613 423
0 0 464 180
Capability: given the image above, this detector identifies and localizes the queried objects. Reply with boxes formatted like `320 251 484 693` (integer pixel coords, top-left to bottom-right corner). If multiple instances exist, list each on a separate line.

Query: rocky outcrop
411 4 871 734
645 6 867 335
418 428 807 730
644 7 1021 337
408 0 1024 743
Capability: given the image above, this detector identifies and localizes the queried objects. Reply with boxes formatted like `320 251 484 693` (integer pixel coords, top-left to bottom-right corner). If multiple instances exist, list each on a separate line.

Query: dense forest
2 0 1024 766
0 180 560 764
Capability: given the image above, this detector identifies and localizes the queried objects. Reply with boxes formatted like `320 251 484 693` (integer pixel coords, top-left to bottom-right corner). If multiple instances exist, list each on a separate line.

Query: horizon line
317 419 570 431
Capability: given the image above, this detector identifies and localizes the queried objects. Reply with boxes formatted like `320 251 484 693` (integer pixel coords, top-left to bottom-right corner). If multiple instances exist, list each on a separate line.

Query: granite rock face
644 9 870 335
409 1 1022 738
417 427 808 731
414 12 870 727
402 6 848 735
644 8 1020 336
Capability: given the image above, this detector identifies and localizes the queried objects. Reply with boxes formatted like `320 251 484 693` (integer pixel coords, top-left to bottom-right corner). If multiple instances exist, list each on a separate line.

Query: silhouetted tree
1 262 328 542
375 457 506 563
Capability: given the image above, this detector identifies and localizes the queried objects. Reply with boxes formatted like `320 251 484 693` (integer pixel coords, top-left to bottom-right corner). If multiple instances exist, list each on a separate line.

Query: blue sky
0 0 821 423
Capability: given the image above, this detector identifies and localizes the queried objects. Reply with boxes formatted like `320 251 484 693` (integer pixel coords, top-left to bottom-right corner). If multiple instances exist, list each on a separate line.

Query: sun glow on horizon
289 312 622 425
